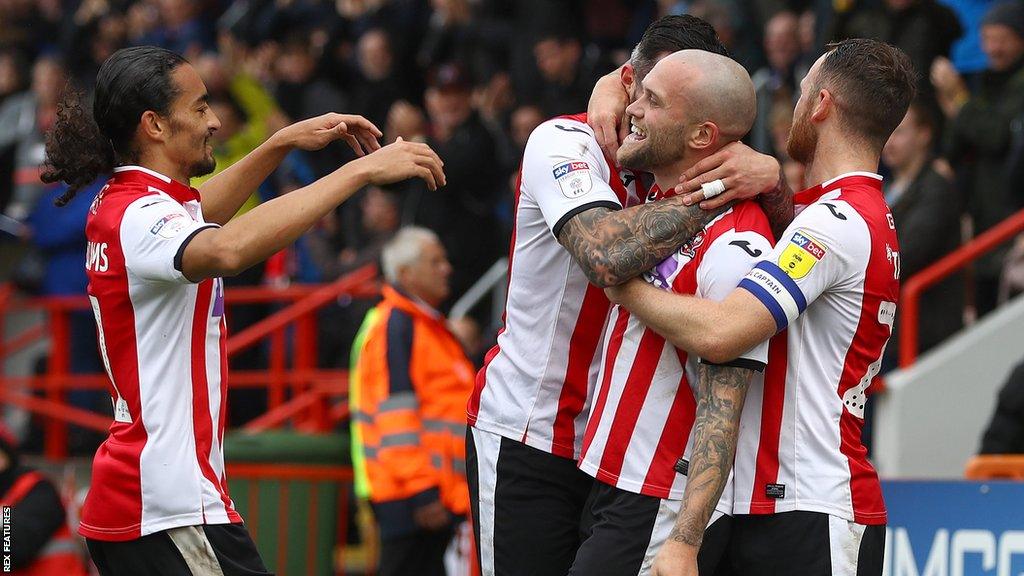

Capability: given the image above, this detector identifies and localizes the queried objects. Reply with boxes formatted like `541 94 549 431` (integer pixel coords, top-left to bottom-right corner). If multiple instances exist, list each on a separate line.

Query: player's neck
136 151 191 187
806 134 880 190
652 156 698 195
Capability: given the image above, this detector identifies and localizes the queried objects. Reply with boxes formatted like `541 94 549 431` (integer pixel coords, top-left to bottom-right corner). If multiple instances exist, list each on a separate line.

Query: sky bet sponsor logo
790 231 826 260
552 161 589 179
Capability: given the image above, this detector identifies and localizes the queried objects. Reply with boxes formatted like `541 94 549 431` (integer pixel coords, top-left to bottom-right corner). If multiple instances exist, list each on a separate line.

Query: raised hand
278 113 383 156
587 71 631 160
354 137 446 191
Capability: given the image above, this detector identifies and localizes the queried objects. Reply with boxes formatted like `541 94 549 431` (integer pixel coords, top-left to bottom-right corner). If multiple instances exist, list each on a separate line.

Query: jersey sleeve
119 195 219 284
695 228 774 370
520 118 622 237
738 202 857 332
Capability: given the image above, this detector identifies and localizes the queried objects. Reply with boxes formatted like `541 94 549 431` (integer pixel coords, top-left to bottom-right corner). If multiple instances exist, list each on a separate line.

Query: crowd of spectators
2 0 1024 429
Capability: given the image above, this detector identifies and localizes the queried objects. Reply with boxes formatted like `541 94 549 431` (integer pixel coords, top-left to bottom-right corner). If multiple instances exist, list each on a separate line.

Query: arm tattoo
557 198 729 288
669 363 754 547
758 168 795 240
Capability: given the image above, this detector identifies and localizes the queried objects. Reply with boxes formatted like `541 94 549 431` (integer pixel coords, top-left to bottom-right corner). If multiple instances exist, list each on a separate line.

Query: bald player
570 50 773 576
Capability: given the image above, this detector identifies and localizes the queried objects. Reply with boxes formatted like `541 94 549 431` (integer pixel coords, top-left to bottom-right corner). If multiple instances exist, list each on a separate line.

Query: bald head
651 49 756 142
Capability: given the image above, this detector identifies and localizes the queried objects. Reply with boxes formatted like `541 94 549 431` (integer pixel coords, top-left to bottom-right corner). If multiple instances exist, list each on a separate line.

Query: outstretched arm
607 279 775 362
182 138 442 281
651 363 754 576
199 113 382 224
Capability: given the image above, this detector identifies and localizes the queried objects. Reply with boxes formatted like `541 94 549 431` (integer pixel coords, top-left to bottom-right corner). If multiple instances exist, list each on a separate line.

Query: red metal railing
0 264 380 457
900 208 1024 367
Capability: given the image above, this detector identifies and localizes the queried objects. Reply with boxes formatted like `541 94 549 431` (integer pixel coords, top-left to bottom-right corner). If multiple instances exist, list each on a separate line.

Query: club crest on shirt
778 230 825 279
644 231 706 289
552 161 593 198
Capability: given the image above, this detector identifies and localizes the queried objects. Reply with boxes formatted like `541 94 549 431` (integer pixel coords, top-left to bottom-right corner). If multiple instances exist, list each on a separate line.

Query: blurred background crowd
1 0 1024 448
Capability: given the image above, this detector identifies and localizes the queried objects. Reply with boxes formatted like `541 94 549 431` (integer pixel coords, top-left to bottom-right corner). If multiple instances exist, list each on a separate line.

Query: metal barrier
0 264 380 458
899 208 1024 367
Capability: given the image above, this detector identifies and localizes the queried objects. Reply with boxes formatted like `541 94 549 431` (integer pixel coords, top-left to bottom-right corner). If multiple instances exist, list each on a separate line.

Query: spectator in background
933 0 1024 315
532 27 594 117
0 425 89 575
138 0 214 59
880 99 964 367
750 10 804 157
350 227 473 576
0 55 66 221
350 28 406 129
416 63 504 309
833 0 962 93
979 356 1024 453
386 100 429 144
274 32 349 176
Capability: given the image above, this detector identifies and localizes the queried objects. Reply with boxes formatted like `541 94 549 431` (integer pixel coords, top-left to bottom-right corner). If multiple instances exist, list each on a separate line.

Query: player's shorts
725 511 884 576
86 523 272 576
466 426 594 576
569 480 733 576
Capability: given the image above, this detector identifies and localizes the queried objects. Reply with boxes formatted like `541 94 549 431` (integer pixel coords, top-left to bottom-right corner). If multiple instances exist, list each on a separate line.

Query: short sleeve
738 202 856 332
696 228 774 370
520 118 622 237
120 195 218 283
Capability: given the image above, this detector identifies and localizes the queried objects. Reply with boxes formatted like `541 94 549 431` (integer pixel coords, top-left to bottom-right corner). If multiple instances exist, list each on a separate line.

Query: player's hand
675 142 782 209
651 540 699 576
354 137 446 191
413 500 451 531
587 70 631 160
277 113 383 156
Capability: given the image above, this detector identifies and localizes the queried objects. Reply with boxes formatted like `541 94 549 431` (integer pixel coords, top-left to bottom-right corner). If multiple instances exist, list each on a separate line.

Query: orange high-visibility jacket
352 285 474 517
1 471 88 576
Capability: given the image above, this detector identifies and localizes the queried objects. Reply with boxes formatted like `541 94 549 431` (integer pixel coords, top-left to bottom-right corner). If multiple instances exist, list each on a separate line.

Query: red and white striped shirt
579 198 774 500
79 166 241 541
467 114 646 459
736 172 894 525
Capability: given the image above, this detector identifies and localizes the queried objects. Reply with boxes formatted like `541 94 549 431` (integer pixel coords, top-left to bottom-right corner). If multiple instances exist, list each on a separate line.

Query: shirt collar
794 171 883 206
110 165 200 204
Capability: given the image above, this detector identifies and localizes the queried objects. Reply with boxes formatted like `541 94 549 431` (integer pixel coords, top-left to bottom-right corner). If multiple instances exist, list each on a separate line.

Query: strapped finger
698 176 737 210
679 165 729 195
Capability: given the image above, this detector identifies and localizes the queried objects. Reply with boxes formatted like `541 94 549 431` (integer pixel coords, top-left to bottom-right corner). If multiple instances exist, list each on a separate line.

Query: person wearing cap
0 426 89 575
931 0 1024 315
417 62 505 313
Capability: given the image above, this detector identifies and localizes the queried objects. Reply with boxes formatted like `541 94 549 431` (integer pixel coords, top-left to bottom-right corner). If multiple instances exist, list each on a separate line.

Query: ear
620 63 636 93
810 89 833 123
690 121 720 150
139 110 168 143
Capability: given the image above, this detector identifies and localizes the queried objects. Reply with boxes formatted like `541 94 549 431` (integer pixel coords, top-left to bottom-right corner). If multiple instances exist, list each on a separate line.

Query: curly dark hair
42 46 187 206
41 87 115 206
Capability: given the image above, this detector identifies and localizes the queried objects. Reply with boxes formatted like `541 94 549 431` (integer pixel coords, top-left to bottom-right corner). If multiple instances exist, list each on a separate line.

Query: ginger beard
785 92 817 165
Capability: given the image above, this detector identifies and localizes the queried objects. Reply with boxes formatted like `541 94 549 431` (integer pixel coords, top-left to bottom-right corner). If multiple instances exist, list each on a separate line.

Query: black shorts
570 480 734 576
466 427 594 576
725 511 885 576
86 523 272 576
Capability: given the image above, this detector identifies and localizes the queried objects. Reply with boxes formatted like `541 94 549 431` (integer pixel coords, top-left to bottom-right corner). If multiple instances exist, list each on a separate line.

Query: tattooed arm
757 168 795 240
651 364 754 576
557 199 728 288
